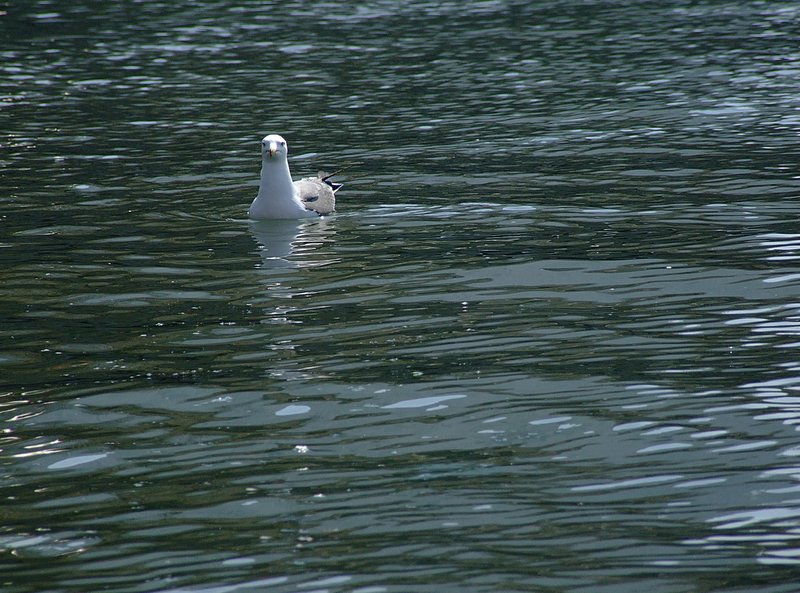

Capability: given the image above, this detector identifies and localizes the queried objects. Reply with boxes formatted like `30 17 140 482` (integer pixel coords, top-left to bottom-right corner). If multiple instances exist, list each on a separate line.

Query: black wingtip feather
318 170 344 194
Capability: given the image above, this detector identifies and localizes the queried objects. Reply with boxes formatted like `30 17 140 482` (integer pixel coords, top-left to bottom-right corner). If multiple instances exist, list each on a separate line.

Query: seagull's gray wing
294 172 341 216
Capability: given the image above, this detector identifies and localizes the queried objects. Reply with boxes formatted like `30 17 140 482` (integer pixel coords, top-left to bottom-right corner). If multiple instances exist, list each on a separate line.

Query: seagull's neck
249 155 314 219
257 156 296 202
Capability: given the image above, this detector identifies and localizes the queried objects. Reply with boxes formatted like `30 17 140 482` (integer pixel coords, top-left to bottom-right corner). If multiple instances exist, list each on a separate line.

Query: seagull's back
294 173 338 216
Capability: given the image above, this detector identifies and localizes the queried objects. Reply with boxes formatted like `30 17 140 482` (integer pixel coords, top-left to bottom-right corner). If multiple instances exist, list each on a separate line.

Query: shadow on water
249 218 339 269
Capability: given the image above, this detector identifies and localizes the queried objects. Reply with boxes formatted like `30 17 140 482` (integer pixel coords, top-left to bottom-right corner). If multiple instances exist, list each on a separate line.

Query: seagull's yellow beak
268 141 279 157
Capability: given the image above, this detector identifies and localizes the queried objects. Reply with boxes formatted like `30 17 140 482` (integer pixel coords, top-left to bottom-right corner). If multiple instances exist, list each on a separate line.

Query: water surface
3 1 800 592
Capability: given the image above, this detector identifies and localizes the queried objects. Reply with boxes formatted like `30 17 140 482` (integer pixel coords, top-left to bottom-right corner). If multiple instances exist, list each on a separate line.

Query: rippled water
3 1 800 592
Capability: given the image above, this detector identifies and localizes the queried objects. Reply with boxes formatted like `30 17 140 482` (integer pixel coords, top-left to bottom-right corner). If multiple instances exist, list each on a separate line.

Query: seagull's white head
261 134 288 160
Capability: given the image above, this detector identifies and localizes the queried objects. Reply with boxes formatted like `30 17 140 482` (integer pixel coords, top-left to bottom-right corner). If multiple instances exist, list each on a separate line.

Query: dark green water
3 1 800 592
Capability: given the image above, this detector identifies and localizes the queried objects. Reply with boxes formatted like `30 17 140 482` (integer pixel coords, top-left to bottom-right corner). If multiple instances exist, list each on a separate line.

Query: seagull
248 134 342 220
